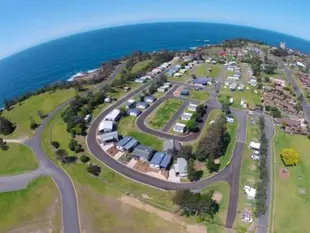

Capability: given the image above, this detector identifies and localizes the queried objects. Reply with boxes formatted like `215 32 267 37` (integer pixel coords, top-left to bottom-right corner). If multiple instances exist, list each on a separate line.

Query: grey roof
137 102 149 107
127 108 141 115
160 154 172 169
100 131 119 142
132 144 154 160
124 138 138 150
177 158 187 174
145 96 156 101
150 152 165 166
174 123 186 131
192 77 210 85
163 139 181 152
118 136 133 147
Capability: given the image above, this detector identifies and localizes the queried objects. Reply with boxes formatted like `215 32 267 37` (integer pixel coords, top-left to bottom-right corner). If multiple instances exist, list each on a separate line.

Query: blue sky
0 0 309 58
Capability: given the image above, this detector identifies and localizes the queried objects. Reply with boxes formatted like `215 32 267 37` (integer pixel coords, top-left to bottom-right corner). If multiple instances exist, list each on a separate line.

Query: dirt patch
212 191 223 203
249 163 256 171
280 167 290 180
120 195 207 233
247 176 256 185
194 161 205 170
214 159 220 164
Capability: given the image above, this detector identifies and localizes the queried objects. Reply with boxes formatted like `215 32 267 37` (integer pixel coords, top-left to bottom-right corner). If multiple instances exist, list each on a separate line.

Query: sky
0 0 309 59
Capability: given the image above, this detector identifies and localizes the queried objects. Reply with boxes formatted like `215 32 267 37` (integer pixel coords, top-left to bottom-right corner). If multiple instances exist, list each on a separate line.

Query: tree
119 106 127 117
264 76 270 82
187 158 196 181
37 110 47 119
68 139 83 153
80 155 90 163
186 119 198 132
29 117 38 130
51 141 60 149
280 148 300 166
0 138 8 150
179 145 193 160
0 116 15 135
87 164 101 176
295 102 302 113
221 103 231 115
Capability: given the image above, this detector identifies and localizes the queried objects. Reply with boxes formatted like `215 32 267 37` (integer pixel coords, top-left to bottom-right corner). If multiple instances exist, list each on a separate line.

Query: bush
87 164 101 176
280 148 300 166
80 155 90 163
0 116 15 135
51 141 60 149
68 139 83 153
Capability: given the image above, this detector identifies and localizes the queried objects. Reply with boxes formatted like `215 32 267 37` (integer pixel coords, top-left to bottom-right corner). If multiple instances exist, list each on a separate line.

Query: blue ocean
1 22 310 104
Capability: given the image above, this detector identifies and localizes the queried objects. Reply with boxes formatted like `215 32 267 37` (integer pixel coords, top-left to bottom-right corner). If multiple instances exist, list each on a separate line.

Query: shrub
80 155 90 163
87 164 101 176
51 141 60 149
0 116 15 135
280 148 300 166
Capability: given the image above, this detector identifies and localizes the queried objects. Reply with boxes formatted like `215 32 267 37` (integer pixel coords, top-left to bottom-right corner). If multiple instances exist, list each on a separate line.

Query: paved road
0 167 46 192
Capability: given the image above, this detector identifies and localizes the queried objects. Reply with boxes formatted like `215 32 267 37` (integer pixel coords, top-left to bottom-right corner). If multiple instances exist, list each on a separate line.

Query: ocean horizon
1 22 310 105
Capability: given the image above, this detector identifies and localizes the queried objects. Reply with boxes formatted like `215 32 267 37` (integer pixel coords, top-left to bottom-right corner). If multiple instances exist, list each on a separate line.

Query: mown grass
0 176 61 232
195 63 222 78
190 89 210 102
117 116 163 151
2 88 76 138
0 143 39 176
271 128 310 233
148 99 183 129
131 59 152 73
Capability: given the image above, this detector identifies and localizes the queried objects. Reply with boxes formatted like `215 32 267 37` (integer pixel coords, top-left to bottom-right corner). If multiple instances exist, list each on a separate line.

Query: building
104 97 112 103
226 116 234 123
238 84 245 91
173 123 186 133
249 141 261 150
181 112 192 121
248 78 257 87
145 96 156 103
104 109 121 122
188 103 198 112
158 86 168 92
100 131 119 143
117 136 138 152
135 78 146 83
149 152 172 169
126 99 136 109
244 185 257 200
162 139 181 152
180 89 189 96
270 78 286 87
174 158 188 177
192 77 210 86
127 108 141 117
163 82 172 88
132 145 154 161
98 120 114 133
229 82 238 91
136 102 149 109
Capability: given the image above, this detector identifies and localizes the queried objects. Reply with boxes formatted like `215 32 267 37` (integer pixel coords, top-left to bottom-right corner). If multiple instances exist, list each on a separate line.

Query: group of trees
255 116 268 217
221 38 265 49
0 116 15 135
172 189 219 220
196 115 230 173
68 139 83 153
280 148 300 166
270 48 288 57
147 74 167 95
264 106 281 118
186 104 206 132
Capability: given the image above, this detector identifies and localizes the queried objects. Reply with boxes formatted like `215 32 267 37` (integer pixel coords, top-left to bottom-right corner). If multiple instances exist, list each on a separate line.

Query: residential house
229 82 238 91
181 112 193 121
173 72 182 77
238 84 245 91
188 103 198 112
162 139 181 152
99 120 114 133
100 131 119 143
158 86 168 92
173 123 186 133
127 108 141 117
135 78 146 83
192 77 210 86
180 89 189 96
249 141 261 150
136 102 149 109
270 78 286 87
126 99 136 109
104 109 121 122
149 152 172 169
144 96 156 103
132 145 154 161
248 78 257 87
174 158 188 177
163 82 172 88
117 136 138 152
244 186 257 200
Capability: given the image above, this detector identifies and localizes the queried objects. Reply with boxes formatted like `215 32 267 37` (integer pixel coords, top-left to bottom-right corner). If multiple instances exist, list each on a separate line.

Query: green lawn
131 59 152 73
218 86 261 109
271 128 310 233
0 176 61 232
2 88 76 138
148 99 183 130
201 182 230 233
0 143 39 176
195 63 222 78
153 91 165 99
234 117 260 229
117 116 163 151
190 89 210 102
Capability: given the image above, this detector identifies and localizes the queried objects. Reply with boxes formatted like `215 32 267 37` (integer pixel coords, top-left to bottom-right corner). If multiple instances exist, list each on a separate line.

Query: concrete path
0 167 47 192
162 101 188 132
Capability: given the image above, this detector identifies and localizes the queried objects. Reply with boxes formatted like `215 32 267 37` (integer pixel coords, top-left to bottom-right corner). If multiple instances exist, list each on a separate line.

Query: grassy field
148 99 183 130
195 63 222 78
0 176 61 233
117 116 163 151
190 89 210 102
0 143 39 176
271 128 310 233
2 88 76 138
201 182 230 233
218 86 261 109
131 59 152 73
234 117 261 230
